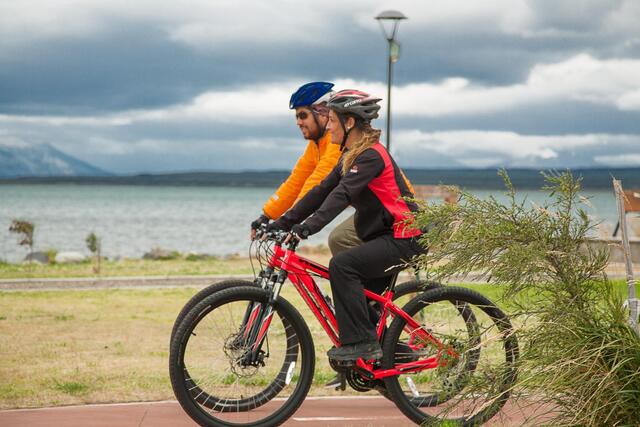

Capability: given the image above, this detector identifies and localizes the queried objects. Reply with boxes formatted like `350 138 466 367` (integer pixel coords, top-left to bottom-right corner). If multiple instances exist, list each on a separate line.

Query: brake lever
283 232 301 250
254 224 268 240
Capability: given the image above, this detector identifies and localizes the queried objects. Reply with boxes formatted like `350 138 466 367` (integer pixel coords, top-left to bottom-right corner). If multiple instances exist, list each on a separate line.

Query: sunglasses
295 111 310 120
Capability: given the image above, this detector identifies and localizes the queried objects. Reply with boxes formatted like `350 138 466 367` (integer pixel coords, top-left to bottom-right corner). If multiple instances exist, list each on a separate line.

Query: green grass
0 279 634 410
0 257 255 279
0 245 334 280
0 283 345 409
53 380 89 395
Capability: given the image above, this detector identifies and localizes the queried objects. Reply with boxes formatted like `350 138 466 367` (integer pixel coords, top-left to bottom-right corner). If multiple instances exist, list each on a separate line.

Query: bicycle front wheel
382 286 519 426
170 279 256 342
169 286 315 427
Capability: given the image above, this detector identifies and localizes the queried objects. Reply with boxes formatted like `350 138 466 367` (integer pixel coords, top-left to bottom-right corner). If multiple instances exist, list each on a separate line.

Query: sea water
0 184 619 263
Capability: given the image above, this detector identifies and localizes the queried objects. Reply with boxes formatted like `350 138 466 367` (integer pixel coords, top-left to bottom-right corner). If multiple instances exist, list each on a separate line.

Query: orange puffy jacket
263 132 342 219
263 133 415 220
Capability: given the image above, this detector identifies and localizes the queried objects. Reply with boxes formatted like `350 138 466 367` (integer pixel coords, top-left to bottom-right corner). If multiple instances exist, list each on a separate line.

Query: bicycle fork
238 268 287 366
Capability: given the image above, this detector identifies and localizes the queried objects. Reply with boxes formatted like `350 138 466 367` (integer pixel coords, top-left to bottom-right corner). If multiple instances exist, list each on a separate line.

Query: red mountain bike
169 229 518 426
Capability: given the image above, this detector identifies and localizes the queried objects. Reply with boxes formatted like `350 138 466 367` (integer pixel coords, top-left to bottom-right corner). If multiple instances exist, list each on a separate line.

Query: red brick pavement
0 396 552 426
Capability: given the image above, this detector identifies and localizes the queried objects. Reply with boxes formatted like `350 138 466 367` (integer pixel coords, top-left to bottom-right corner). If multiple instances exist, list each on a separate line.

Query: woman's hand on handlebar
291 224 310 239
284 224 310 244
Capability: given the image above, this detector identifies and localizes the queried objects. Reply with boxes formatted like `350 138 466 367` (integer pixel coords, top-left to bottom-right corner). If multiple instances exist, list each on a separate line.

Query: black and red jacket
278 142 421 241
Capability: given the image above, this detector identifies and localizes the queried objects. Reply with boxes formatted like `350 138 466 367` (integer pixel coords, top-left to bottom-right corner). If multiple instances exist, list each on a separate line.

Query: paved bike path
0 396 548 426
2 263 637 292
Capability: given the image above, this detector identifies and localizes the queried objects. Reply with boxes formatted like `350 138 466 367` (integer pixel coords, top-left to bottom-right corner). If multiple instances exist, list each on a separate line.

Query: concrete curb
1 266 637 291
0 274 254 291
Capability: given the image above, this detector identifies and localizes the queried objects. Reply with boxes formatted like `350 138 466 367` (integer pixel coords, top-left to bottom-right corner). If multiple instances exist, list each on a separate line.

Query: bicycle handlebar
255 225 300 250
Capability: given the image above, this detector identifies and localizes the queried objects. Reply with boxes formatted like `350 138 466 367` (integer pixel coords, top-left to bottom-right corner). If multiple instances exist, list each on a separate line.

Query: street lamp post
375 10 407 152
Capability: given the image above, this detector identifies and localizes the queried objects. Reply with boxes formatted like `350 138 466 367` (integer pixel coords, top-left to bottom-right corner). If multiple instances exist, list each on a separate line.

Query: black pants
328 234 425 345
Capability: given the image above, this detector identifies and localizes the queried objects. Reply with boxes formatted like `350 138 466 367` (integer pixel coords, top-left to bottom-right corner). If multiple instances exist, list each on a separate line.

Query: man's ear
318 114 330 125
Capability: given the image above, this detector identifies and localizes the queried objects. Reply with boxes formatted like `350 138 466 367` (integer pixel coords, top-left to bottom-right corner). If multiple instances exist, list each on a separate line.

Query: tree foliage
9 219 35 254
413 170 640 426
85 232 99 254
85 232 101 274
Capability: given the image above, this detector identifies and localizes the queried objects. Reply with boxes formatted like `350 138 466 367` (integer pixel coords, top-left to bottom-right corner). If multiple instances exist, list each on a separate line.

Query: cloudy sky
1 0 640 173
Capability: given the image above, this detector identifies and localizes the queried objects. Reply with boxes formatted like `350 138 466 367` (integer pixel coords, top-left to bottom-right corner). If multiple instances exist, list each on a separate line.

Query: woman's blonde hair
341 120 382 175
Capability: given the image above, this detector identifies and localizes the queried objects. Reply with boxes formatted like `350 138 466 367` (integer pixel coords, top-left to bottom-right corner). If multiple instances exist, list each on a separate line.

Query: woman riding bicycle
269 89 426 363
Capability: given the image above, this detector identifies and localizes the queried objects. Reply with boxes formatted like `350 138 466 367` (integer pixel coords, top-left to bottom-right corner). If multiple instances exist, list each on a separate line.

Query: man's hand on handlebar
265 219 290 233
250 214 270 240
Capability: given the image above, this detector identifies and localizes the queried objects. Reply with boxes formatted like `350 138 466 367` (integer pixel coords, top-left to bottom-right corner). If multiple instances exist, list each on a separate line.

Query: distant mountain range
2 168 639 190
0 141 110 178
1 142 638 189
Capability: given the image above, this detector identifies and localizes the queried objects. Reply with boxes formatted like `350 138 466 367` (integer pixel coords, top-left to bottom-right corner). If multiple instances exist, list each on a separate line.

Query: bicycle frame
244 236 457 381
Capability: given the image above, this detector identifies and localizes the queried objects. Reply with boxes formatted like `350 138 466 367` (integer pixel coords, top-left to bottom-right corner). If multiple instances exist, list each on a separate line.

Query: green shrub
85 232 102 273
9 219 35 268
143 247 181 261
46 248 58 264
414 170 640 426
184 253 206 261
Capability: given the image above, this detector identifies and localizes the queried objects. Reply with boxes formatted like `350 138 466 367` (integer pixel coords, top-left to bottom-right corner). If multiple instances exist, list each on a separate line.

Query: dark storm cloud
2 1 639 114
0 26 240 115
1 0 639 171
118 118 299 142
393 101 640 135
395 29 635 86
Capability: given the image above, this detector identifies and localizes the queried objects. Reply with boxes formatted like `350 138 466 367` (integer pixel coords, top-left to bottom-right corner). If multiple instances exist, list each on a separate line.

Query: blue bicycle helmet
289 82 335 109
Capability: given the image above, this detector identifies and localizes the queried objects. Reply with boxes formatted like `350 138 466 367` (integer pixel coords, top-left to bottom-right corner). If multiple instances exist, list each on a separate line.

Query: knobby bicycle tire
169 286 315 427
170 280 267 411
170 279 257 342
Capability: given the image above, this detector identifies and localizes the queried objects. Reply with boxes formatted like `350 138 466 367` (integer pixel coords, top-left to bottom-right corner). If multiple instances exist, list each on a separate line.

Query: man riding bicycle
250 81 342 235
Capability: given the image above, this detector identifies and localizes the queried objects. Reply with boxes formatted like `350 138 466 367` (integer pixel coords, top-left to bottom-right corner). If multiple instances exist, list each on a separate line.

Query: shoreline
2 167 640 189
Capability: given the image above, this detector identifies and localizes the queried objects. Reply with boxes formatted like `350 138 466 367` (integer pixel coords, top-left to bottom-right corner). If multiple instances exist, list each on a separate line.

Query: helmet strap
309 110 324 142
337 114 352 151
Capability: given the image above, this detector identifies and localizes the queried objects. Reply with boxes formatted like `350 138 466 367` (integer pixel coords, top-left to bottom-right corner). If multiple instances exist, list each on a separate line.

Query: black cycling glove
266 218 292 232
250 214 270 230
291 223 311 239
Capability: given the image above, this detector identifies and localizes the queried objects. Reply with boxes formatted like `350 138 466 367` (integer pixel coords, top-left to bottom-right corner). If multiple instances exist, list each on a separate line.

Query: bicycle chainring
346 369 380 392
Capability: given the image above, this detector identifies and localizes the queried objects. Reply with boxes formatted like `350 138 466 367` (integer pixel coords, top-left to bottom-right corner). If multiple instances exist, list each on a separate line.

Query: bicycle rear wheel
382 286 518 426
169 286 315 427
370 279 480 407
